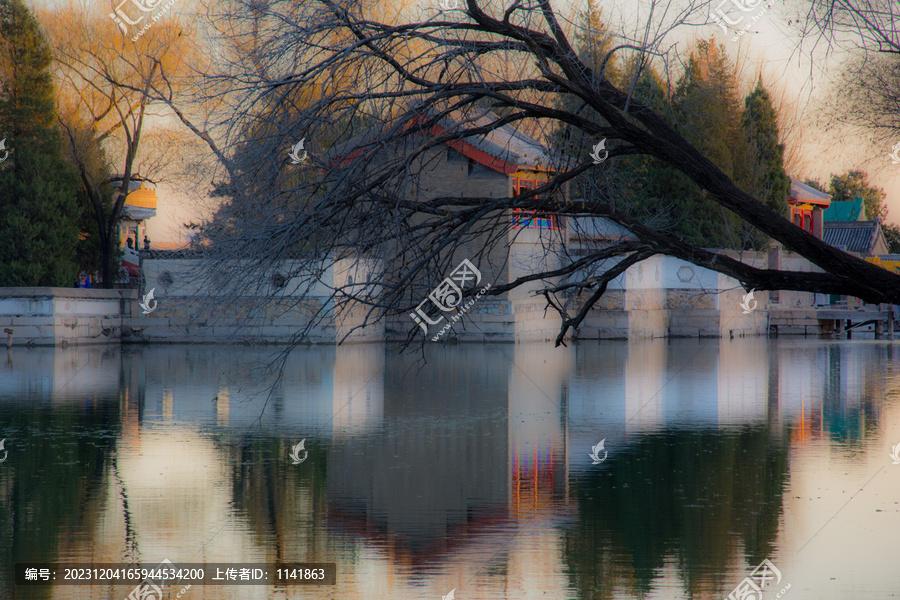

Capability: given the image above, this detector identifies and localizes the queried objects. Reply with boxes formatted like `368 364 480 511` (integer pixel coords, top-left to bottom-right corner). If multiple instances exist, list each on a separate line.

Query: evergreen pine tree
663 39 746 248
739 79 790 217
0 0 81 287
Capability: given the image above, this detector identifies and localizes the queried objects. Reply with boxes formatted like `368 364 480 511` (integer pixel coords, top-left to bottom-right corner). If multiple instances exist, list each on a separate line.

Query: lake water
1 338 899 599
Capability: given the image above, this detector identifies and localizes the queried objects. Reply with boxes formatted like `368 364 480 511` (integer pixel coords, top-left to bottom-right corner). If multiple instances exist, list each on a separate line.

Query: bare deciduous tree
795 0 900 155
173 0 900 347
44 3 196 287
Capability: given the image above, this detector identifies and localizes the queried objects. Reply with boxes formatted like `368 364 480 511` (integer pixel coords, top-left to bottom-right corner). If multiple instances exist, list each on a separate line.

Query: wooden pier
771 305 896 339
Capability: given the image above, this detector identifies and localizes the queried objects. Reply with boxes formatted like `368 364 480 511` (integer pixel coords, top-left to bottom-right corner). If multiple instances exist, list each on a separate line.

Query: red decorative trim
431 124 518 174
329 117 557 175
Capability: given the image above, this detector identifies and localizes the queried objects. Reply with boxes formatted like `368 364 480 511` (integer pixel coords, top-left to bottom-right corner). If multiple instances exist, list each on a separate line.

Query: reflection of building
332 344 384 432
509 344 571 515
326 347 509 567
8 340 898 600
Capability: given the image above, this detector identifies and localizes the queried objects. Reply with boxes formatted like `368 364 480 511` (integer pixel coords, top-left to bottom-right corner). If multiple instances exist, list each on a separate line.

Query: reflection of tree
562 427 789 600
822 345 887 447
225 434 330 563
0 402 120 599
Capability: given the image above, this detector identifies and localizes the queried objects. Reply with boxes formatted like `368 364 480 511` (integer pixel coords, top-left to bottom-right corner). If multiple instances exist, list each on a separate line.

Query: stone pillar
768 243 782 305
813 208 825 239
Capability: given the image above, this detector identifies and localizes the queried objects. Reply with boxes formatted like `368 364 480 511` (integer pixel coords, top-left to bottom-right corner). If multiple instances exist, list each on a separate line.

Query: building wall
569 253 770 340
385 146 517 341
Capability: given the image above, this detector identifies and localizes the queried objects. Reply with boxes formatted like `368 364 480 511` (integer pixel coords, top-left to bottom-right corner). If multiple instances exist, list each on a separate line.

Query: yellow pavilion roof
125 182 158 209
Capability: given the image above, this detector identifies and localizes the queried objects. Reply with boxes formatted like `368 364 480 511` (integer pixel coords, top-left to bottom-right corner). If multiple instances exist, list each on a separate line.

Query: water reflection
1 339 899 599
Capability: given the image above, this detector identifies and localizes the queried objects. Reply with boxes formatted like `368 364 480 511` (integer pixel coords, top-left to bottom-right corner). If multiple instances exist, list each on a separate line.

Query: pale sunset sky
33 0 900 244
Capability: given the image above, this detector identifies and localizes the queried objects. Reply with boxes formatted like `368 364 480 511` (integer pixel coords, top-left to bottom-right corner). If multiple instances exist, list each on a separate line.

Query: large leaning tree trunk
178 0 900 348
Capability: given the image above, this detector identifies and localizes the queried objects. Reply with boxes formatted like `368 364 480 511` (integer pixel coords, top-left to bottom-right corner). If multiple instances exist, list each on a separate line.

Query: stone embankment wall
127 257 382 344
0 288 136 346
3 250 887 346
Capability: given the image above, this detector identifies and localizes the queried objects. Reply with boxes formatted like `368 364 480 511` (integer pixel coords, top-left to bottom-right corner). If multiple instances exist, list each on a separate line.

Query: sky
30 0 900 243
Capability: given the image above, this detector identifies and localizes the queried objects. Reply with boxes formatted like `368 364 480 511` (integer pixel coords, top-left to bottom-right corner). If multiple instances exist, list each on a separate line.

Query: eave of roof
431 123 518 175
789 178 831 206
434 109 553 173
328 107 556 174
822 220 880 253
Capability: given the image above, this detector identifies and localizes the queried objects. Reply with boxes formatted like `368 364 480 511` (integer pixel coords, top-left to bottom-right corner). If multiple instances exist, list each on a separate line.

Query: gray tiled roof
435 108 553 170
790 178 831 203
822 221 880 254
329 106 553 171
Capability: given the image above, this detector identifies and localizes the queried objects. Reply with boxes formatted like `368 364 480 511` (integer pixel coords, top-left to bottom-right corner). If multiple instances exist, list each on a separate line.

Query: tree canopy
0 0 80 287
827 170 888 221
45 2 196 287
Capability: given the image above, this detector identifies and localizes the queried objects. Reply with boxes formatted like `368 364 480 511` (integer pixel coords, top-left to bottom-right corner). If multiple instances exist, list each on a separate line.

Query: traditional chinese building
330 106 567 340
788 178 831 238
115 179 159 280
823 220 890 256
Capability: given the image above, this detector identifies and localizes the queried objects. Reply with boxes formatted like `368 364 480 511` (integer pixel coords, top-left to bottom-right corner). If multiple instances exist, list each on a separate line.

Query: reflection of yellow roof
125 182 158 209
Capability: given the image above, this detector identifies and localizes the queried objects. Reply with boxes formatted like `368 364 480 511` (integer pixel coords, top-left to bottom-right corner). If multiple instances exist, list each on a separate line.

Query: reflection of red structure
326 502 510 567
511 444 567 515
790 393 823 446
